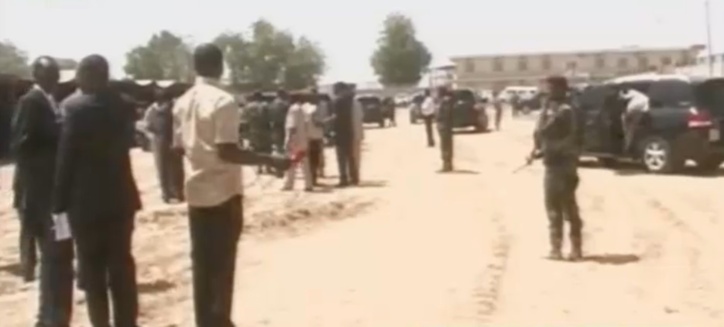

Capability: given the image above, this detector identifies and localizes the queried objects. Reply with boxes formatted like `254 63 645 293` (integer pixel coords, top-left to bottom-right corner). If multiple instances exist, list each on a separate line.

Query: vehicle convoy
357 95 387 128
575 73 724 174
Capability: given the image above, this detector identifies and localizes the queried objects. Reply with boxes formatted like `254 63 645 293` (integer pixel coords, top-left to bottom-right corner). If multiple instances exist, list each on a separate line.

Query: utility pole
705 0 714 76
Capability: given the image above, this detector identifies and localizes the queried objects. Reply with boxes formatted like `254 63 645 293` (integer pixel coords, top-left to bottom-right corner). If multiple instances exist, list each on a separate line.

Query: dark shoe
568 249 583 262
337 182 349 188
547 249 564 261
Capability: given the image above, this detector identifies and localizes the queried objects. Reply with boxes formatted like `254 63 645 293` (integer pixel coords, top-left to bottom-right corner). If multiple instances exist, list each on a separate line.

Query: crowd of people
9 42 374 327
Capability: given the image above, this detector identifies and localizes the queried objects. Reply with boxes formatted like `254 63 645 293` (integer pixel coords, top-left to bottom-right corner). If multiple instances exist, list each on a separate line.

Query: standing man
245 91 274 174
53 54 141 327
283 94 313 191
331 82 359 187
270 89 290 155
492 91 503 131
421 89 436 147
12 56 74 327
350 84 364 182
305 91 326 186
435 86 455 172
619 87 649 154
144 89 185 203
172 44 290 327
527 76 583 261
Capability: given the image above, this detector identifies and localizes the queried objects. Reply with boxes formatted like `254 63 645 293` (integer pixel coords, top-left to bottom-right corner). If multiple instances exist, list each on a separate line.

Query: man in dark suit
11 56 75 327
53 54 141 327
331 82 359 187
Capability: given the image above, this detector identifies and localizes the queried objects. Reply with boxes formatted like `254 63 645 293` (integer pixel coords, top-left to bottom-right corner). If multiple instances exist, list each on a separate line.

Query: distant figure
12 56 74 327
283 94 313 191
172 44 290 327
510 93 521 117
421 89 436 147
435 86 455 172
53 54 142 326
383 96 396 127
144 89 185 203
245 91 274 174
619 88 649 154
492 91 503 131
331 82 360 187
270 89 290 154
305 91 326 185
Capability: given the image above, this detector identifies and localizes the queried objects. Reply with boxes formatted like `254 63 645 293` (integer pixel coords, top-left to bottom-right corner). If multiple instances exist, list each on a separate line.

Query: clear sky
0 0 721 83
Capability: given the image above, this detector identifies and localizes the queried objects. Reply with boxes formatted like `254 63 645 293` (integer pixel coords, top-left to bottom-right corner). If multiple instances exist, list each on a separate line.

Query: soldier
436 86 455 172
270 89 291 154
245 91 273 174
144 89 185 203
492 91 503 131
526 75 583 261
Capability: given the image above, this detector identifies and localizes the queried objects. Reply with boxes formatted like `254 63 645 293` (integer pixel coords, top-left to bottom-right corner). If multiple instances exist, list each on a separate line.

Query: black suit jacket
52 90 142 219
11 88 61 212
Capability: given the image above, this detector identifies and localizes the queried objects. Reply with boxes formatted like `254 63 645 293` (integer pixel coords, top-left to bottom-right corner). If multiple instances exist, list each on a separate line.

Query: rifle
511 161 532 174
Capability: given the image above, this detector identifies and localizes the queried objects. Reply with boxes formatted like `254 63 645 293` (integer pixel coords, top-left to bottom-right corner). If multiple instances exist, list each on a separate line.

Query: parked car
357 95 386 127
451 89 488 132
576 73 724 174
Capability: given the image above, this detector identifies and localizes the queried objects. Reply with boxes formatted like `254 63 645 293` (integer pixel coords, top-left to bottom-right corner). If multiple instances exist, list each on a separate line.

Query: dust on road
0 109 723 326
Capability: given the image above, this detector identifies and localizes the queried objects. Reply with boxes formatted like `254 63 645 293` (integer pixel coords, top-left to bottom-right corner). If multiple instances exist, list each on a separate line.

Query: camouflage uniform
436 94 455 171
534 97 583 260
269 98 290 154
244 101 273 172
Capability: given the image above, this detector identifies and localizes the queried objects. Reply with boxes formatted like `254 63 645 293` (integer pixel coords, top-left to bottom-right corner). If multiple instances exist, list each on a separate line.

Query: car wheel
640 136 683 174
696 155 724 173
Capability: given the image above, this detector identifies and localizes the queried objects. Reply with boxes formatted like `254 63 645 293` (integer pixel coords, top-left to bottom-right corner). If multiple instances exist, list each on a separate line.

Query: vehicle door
452 90 476 127
577 85 612 153
645 80 692 138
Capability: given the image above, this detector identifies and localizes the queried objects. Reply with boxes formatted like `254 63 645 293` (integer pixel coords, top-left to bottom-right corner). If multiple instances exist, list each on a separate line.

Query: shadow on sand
582 254 640 265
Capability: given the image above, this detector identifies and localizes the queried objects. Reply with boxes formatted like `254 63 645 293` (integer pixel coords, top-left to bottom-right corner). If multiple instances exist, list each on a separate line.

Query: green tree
371 14 432 86
124 31 192 81
0 41 30 78
212 19 325 90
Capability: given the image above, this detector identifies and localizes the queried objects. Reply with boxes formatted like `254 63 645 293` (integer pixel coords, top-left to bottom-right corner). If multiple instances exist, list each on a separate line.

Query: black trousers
152 140 185 202
308 139 324 185
72 214 138 327
335 140 358 185
188 195 243 327
422 115 435 147
20 206 74 327
543 168 583 250
438 128 454 168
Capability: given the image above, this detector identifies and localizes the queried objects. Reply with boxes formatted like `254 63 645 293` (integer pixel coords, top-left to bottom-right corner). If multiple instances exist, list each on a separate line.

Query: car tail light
687 107 713 128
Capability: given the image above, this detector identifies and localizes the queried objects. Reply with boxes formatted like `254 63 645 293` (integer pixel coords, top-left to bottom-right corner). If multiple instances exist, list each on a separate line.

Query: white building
676 52 724 77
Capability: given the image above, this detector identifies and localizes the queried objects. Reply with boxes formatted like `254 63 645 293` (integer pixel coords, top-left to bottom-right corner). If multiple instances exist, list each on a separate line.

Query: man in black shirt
331 82 359 186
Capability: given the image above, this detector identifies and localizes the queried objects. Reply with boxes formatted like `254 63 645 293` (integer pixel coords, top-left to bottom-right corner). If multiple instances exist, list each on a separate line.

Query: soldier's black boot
569 236 583 261
548 233 563 260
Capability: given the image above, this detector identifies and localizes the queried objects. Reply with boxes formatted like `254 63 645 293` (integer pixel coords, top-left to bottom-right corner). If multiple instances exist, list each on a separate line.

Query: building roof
450 45 703 60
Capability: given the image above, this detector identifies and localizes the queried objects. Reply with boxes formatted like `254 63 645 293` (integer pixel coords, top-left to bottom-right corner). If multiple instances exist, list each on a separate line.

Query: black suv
576 74 724 174
357 95 386 127
451 89 488 132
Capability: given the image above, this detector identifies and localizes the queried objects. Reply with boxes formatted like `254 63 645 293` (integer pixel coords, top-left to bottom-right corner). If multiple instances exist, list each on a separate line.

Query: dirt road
1 110 724 326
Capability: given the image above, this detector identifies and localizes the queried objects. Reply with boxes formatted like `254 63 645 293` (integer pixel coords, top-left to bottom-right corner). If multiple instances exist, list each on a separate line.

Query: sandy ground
1 108 724 326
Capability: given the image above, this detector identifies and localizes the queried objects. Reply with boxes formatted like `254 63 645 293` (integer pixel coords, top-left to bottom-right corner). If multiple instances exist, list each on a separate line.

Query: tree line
0 14 432 89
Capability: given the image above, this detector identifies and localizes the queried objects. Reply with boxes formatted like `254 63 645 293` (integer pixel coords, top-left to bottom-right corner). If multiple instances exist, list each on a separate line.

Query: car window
648 80 694 108
577 85 611 111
